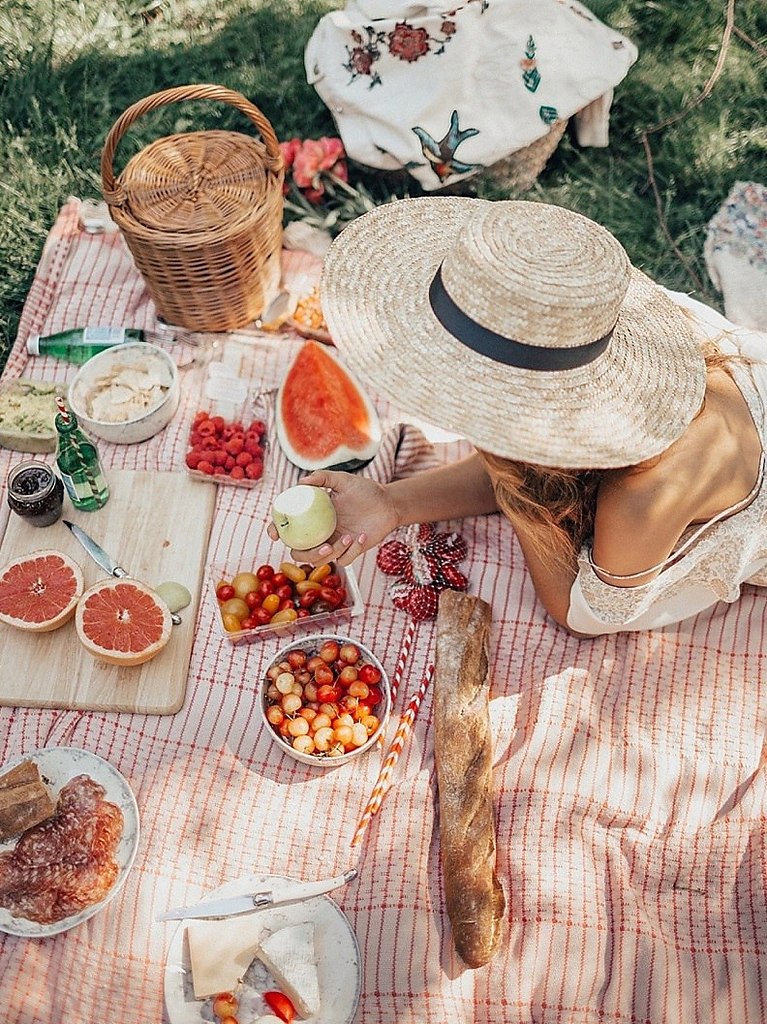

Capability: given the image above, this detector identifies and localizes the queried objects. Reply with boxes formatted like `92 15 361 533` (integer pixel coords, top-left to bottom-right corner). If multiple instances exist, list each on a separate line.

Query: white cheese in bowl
83 359 173 423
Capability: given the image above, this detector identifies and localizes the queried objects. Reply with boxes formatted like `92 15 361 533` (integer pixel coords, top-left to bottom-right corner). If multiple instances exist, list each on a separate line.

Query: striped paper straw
376 619 417 749
350 663 434 849
390 619 416 707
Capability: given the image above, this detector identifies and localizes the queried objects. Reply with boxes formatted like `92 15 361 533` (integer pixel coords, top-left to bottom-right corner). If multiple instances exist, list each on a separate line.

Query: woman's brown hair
478 344 743 571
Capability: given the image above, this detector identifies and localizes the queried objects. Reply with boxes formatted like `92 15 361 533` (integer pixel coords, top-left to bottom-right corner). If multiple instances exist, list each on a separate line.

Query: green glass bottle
54 397 110 511
27 327 145 364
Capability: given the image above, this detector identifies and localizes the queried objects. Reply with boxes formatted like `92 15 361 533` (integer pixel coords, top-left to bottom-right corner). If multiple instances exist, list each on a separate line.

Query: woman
271 199 767 636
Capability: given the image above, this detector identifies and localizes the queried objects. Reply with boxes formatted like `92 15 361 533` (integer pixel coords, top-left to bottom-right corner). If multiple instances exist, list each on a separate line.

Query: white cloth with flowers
304 0 638 190
704 181 767 331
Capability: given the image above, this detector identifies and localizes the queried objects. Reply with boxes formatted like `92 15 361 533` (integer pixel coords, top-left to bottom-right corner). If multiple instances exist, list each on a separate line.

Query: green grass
0 0 765 371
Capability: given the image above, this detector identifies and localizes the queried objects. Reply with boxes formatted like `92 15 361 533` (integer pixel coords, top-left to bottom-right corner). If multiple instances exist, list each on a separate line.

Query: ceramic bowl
68 342 180 444
259 633 391 768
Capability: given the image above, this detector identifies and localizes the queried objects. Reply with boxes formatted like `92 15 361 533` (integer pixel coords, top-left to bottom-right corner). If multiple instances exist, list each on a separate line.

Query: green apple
271 485 337 550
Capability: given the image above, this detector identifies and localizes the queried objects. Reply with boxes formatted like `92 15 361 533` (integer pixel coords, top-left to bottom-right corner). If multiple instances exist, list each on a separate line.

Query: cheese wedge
256 923 321 1018
187 915 265 999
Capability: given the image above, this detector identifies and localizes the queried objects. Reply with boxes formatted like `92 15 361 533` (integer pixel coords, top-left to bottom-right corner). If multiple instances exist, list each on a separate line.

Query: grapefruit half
75 578 172 666
0 550 84 632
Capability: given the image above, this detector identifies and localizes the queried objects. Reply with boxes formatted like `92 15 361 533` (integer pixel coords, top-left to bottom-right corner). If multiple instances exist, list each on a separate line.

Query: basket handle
101 83 283 206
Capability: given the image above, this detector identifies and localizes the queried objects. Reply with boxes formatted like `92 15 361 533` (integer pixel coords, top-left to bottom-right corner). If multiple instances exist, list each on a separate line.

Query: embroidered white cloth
568 291 767 635
304 0 638 190
704 181 767 331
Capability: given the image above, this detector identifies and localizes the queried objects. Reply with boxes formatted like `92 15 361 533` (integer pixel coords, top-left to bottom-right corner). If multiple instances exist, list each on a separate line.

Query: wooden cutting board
0 470 216 714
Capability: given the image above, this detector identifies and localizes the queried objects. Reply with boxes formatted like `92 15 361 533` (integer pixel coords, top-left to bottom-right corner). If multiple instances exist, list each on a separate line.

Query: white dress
567 291 767 635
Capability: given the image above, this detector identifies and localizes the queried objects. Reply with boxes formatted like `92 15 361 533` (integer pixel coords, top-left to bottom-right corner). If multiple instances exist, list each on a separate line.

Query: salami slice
0 773 124 924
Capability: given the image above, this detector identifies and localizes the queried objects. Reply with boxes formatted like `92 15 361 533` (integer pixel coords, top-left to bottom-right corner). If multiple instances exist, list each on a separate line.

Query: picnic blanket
1 198 767 1024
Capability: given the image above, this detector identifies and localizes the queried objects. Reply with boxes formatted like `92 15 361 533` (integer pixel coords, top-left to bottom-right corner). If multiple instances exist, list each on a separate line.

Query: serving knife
156 868 358 922
62 519 182 625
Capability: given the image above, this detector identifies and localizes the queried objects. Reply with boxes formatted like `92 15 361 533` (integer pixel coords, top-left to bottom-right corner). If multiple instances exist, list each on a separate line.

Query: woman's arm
274 452 499 565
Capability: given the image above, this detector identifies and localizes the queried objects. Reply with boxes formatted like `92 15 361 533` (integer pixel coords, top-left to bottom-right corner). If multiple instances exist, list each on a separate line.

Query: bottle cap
26 336 41 355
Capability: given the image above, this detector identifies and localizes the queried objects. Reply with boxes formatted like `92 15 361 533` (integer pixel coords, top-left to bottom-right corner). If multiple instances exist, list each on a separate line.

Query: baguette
0 760 56 842
433 589 505 968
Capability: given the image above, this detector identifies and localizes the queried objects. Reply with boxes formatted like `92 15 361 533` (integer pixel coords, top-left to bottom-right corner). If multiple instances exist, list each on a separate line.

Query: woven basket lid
117 129 274 235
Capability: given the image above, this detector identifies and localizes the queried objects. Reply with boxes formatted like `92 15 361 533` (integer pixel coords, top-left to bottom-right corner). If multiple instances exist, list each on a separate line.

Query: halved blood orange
75 578 172 666
0 550 83 632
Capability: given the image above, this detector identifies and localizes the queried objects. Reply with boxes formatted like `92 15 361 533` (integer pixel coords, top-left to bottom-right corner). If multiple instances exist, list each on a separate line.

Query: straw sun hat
321 198 707 469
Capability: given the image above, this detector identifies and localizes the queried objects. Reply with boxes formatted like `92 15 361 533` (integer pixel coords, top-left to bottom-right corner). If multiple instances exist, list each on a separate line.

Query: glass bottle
27 327 145 364
6 460 65 527
54 397 109 511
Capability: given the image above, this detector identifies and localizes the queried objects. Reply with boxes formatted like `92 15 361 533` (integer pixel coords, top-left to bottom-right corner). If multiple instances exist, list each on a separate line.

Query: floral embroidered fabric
574 300 767 629
305 0 637 190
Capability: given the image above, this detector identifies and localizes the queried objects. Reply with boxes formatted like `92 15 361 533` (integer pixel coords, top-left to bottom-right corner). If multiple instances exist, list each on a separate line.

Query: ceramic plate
163 875 361 1024
0 746 140 937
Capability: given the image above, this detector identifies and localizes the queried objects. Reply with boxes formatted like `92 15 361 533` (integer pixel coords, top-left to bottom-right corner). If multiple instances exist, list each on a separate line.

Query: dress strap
589 450 766 581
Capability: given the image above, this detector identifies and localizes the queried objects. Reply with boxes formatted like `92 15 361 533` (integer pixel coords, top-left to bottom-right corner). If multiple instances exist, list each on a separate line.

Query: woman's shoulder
591 465 692 586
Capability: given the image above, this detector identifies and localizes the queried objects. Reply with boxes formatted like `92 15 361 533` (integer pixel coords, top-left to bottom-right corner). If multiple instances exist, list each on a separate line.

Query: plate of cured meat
0 746 139 937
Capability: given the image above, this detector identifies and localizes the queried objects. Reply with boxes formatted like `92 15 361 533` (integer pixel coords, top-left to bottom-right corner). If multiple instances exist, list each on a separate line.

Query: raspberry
406 584 439 622
376 540 411 576
438 564 468 591
425 531 467 563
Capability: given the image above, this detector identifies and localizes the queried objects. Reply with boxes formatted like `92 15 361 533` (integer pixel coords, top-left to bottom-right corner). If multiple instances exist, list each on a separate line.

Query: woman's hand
266 470 400 566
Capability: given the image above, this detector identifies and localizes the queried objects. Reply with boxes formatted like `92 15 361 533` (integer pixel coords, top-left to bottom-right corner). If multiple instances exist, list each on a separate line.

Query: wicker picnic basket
101 84 284 332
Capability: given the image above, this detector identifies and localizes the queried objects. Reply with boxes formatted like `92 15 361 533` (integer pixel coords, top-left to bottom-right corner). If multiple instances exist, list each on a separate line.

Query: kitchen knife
156 868 358 922
62 519 182 625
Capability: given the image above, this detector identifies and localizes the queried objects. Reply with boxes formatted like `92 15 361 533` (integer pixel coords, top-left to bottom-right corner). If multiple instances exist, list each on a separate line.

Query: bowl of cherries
260 634 391 767
211 557 363 643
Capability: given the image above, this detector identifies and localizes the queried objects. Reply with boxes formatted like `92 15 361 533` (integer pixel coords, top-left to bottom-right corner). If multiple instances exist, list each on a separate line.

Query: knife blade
156 868 358 922
63 520 128 577
63 520 182 625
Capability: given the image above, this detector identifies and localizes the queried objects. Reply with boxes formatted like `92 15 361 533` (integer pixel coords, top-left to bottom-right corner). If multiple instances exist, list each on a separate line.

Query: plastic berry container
259 633 391 768
209 556 364 645
184 405 268 488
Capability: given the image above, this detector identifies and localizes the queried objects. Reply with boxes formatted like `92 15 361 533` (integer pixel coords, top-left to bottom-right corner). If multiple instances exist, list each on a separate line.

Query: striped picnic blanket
0 198 766 1024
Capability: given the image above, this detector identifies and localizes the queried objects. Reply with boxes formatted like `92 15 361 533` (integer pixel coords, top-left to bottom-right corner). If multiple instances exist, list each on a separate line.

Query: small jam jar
6 460 65 527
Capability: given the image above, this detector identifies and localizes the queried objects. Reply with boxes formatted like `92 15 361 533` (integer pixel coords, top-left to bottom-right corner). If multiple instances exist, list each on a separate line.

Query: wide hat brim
321 197 707 469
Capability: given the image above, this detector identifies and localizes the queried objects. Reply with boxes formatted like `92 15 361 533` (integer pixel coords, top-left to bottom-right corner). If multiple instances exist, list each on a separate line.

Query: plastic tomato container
208 560 364 645
259 633 392 768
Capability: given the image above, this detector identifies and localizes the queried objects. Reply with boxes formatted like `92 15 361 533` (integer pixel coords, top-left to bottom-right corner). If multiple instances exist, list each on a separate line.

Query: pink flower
292 138 348 190
279 137 302 168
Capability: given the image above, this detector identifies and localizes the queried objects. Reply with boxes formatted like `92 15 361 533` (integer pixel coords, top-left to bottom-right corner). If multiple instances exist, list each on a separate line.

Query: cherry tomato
256 565 275 580
278 597 295 611
264 991 296 1024
262 594 280 615
299 590 319 609
244 590 261 610
257 579 275 598
271 572 288 587
324 573 342 589
222 613 242 633
296 608 311 618
319 586 343 608
220 597 249 619
231 572 259 599
216 583 236 602
254 606 273 625
275 583 294 602
240 616 257 629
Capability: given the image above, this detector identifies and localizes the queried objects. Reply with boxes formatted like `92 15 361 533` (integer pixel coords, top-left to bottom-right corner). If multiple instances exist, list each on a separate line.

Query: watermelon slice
275 341 382 472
